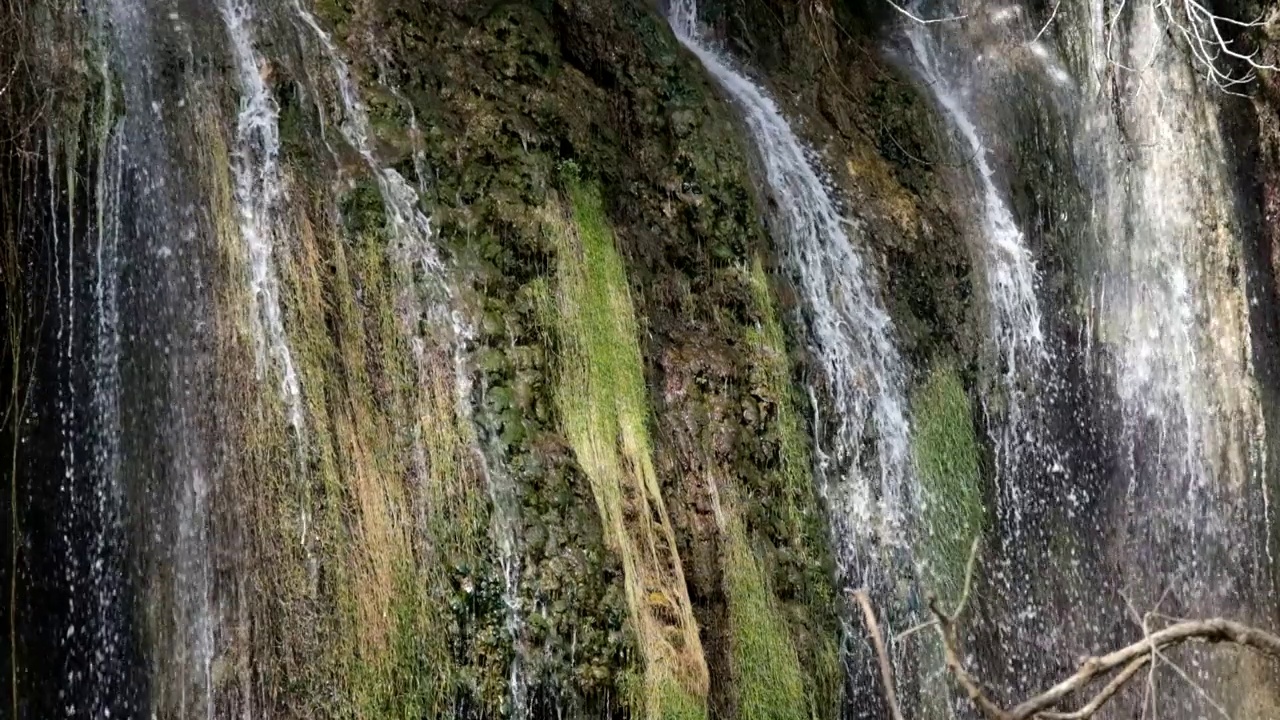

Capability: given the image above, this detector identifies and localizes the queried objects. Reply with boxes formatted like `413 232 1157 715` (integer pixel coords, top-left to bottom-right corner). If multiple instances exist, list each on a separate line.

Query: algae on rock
740 257 843 718
718 486 809 720
912 363 985 604
537 178 709 720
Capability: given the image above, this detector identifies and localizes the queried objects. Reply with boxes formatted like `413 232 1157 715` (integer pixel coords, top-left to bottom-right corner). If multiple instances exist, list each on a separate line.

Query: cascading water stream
217 0 319 576
896 0 1275 710
669 0 911 583
666 9 917 700
218 0 305 438
1073 0 1270 615
95 2 220 718
289 4 529 714
904 23 1052 538
906 29 1046 384
898 19 1089 691
86 71 130 720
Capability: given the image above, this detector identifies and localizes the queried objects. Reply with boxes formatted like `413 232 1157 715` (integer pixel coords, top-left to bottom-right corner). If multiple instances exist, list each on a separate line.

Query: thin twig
1033 0 1062 43
894 618 939 644
952 535 981 620
1039 655 1152 720
883 0 967 25
853 589 906 720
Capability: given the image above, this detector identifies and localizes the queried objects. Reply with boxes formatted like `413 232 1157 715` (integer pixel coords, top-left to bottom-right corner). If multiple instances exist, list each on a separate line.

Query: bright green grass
540 178 708 720
912 364 984 604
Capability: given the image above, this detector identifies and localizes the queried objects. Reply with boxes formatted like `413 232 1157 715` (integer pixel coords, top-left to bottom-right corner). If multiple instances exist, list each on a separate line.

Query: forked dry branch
853 539 1280 720
893 0 1277 94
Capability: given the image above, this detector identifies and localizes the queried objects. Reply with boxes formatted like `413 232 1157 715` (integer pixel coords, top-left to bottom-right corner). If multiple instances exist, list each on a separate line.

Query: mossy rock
912 363 985 604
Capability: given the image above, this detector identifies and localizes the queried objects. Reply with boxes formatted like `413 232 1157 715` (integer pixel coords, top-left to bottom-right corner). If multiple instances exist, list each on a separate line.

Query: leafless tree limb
853 589 906 720
891 0 1274 95
883 0 967 25
893 617 939 643
1033 0 1062 43
1038 655 1152 720
852 537 1280 720
904 540 1280 720
1157 0 1276 93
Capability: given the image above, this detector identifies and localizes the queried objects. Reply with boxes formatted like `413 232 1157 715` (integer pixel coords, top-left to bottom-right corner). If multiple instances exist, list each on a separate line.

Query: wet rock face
3 0 948 716
11 0 1280 717
239 0 851 715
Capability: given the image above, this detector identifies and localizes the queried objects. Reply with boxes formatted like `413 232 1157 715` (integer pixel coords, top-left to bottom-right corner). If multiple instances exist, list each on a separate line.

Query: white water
906 29 1045 396
289 1 449 322
220 0 306 437
668 0 913 570
88 101 127 719
1084 2 1214 492
96 2 221 715
290 5 528 715
1076 0 1269 607
904 22 1049 534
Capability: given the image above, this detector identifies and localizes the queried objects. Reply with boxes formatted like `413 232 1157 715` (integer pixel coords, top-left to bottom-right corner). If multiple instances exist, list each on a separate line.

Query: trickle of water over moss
904 364 985 720
226 157 502 717
719 492 808 720
744 258 809 534
537 176 708 720
912 364 984 603
741 257 842 718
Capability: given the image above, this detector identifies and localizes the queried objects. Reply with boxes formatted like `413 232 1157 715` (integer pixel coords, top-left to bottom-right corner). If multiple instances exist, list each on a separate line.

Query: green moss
721 505 808 720
226 146 504 717
539 178 708 720
745 258 808 531
742 257 843 718
312 0 356 37
654 675 707 720
907 365 985 720
912 364 984 603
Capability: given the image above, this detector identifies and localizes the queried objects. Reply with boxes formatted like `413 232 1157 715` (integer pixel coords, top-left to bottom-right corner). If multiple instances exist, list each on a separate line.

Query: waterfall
906 29 1046 386
667 0 912 573
87 80 129 720
218 0 306 437
667 0 913 596
897 0 1275 710
289 4 528 714
898 12 1080 692
1076 0 1270 611
97 1 221 716
13 0 1277 715
904 21 1052 537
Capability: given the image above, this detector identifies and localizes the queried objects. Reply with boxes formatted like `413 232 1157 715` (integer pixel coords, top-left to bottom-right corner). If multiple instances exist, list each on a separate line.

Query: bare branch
1038 655 1152 720
919 552 1280 720
927 594 1012 720
1020 618 1279 718
893 618 938 644
853 589 906 720
1033 0 1062 43
1140 618 1232 720
952 534 981 620
1154 0 1274 94
883 0 967 25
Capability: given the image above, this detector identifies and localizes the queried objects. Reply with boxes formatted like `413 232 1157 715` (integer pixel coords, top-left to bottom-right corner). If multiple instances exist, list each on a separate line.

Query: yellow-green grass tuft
538 179 709 720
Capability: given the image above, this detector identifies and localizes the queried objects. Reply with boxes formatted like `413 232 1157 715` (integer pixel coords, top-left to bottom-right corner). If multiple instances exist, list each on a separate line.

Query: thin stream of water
219 0 306 437
903 14 1056 545
668 0 913 583
288 5 529 715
